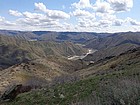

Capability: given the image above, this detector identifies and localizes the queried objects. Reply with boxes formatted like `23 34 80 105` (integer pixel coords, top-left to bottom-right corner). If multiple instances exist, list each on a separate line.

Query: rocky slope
0 55 87 95
2 47 140 105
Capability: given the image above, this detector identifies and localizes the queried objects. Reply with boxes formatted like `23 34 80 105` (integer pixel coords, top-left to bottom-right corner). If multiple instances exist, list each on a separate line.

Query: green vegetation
1 47 140 105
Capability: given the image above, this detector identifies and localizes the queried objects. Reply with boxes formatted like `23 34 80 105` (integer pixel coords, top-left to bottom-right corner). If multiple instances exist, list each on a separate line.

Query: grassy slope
0 35 86 57
0 35 86 69
2 48 140 105
0 35 88 95
0 55 87 95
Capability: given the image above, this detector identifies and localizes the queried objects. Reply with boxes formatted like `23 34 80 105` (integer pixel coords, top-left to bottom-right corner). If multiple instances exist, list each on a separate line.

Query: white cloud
15 17 63 31
4 21 16 26
0 16 5 22
72 0 92 9
78 18 92 28
0 16 16 27
34 2 47 12
95 13 117 27
9 10 22 17
72 9 95 18
77 16 98 28
46 10 70 19
17 18 39 26
98 19 112 27
23 12 48 21
7 2 70 31
17 15 59 27
114 19 124 26
127 17 140 26
96 13 116 21
34 2 70 19
62 23 76 31
93 0 112 13
130 20 140 26
107 0 133 12
93 0 133 13
0 1 139 32
73 10 96 29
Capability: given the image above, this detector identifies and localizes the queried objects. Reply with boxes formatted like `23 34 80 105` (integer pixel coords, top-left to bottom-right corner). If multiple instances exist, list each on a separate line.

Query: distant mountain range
0 30 111 43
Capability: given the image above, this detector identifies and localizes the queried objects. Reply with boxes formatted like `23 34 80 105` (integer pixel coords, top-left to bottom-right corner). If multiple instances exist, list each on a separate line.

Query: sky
0 0 140 32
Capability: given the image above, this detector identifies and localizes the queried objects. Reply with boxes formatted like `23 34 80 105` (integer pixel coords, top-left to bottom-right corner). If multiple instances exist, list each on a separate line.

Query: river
68 49 97 60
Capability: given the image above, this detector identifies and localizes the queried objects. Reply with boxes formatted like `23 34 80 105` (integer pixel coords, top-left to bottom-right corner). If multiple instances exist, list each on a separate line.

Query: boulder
0 84 22 101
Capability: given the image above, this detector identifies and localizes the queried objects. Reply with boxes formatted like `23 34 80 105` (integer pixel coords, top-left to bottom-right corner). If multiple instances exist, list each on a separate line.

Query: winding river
68 49 97 60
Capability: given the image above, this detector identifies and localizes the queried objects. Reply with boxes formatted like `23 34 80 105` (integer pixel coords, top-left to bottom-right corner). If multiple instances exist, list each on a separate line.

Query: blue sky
0 0 140 32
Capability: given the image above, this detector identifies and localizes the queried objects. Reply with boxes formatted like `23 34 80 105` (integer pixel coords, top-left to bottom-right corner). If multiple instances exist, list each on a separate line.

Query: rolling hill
84 32 140 61
2 47 140 105
0 30 140 105
0 55 87 95
0 34 87 69
0 33 88 95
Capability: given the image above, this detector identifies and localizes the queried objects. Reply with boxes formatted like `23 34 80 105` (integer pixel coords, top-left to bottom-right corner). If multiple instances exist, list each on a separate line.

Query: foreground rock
0 84 31 101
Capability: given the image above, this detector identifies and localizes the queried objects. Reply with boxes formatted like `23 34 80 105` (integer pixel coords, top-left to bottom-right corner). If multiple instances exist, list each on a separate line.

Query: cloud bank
0 0 139 32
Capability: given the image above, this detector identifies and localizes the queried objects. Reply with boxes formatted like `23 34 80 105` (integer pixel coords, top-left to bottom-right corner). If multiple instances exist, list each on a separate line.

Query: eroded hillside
84 32 140 61
0 35 87 69
0 31 140 105
2 47 140 105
